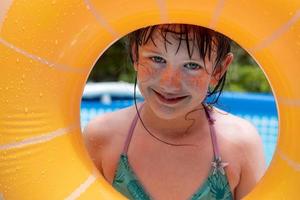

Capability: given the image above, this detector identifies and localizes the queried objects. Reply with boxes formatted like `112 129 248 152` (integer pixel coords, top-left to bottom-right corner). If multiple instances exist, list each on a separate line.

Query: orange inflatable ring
0 0 300 199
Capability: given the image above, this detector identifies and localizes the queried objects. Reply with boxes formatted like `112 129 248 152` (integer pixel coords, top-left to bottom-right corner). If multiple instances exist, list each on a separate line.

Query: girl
83 24 266 200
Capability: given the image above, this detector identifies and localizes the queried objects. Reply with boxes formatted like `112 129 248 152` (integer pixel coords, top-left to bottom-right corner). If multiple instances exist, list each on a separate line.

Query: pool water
81 92 278 166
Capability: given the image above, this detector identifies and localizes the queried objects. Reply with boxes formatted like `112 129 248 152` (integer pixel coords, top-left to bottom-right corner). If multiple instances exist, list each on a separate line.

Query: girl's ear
210 53 234 86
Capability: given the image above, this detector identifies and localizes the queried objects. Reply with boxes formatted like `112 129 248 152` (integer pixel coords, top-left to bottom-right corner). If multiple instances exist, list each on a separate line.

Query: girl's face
133 28 232 120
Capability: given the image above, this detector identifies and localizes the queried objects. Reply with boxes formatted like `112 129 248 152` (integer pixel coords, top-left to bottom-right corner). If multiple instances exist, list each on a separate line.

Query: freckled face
134 30 218 119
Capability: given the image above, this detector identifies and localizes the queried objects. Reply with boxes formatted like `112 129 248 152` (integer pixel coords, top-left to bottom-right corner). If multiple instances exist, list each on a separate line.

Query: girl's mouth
153 89 188 105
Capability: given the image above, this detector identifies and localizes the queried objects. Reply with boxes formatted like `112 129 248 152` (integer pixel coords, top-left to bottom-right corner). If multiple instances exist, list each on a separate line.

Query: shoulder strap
203 104 221 160
122 103 144 154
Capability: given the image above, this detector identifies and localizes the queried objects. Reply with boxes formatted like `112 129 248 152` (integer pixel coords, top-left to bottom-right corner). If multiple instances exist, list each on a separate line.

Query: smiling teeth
164 95 186 100
154 89 186 100
166 97 179 100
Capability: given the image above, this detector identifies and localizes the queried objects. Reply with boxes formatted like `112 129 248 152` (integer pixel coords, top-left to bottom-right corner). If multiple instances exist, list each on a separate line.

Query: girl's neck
139 102 209 139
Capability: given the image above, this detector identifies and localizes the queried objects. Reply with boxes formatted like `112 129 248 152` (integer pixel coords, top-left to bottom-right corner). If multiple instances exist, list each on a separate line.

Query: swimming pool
81 91 278 167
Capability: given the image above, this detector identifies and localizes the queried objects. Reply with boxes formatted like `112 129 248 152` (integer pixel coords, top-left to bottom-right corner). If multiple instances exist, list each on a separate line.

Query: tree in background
87 38 272 93
225 42 271 93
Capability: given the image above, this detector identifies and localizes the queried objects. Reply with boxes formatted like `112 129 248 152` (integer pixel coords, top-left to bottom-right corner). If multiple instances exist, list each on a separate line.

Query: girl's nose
159 65 182 92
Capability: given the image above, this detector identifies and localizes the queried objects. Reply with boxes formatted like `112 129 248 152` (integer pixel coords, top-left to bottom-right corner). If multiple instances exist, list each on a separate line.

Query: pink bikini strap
122 103 144 154
203 104 221 160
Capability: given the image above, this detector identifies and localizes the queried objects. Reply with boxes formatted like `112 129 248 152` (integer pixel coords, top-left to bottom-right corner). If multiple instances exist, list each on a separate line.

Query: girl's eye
184 62 202 70
150 56 166 64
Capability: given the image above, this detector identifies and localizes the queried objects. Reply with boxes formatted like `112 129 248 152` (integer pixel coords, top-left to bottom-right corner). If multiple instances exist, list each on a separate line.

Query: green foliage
87 38 272 93
224 42 272 93
87 38 135 83
225 64 271 93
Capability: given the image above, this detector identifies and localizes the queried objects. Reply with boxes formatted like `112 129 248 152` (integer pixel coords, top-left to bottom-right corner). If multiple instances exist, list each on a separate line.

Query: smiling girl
83 24 266 200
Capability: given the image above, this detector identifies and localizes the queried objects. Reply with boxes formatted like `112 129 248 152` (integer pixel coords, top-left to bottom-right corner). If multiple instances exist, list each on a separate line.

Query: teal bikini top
112 103 233 200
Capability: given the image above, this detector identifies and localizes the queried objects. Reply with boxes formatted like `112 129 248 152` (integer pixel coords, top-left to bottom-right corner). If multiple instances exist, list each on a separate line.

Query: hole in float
80 25 278 199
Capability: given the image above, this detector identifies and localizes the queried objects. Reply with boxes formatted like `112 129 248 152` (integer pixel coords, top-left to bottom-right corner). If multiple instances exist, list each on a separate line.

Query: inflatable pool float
0 0 299 199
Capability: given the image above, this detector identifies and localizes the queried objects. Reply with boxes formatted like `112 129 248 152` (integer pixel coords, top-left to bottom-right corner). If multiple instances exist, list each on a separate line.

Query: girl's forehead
143 28 217 58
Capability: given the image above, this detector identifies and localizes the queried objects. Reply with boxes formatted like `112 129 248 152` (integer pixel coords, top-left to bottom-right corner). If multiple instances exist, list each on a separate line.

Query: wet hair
128 24 232 104
127 24 232 146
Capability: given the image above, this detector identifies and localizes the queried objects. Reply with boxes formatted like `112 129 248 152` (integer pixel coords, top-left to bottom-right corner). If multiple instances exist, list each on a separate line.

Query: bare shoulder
212 107 266 199
212 107 262 146
82 104 138 172
83 104 139 144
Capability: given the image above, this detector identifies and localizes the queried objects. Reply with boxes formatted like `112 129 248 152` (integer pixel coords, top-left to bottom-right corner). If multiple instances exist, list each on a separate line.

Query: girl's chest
102 129 240 200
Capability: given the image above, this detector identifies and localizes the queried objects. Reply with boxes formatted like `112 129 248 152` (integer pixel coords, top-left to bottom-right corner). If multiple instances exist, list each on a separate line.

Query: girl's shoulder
83 104 138 145
82 104 138 172
211 107 266 195
212 106 261 143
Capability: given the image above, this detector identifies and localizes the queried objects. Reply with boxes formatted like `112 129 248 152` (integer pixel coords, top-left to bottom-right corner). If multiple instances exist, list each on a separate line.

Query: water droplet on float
24 107 28 113
39 92 43 97
16 58 20 63
51 0 56 5
22 74 26 79
54 40 58 45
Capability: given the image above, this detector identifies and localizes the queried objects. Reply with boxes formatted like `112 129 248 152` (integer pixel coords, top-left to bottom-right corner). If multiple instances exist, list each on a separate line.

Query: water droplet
24 107 28 113
16 58 20 63
5 86 9 90
22 74 25 79
51 0 56 5
39 92 43 97
54 39 58 45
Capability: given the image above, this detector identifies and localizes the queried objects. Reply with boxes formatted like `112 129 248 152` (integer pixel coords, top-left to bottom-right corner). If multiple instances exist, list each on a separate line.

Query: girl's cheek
138 65 159 83
184 75 204 89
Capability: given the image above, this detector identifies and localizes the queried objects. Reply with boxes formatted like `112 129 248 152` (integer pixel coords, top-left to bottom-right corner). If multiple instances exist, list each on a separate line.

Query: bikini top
112 103 233 200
